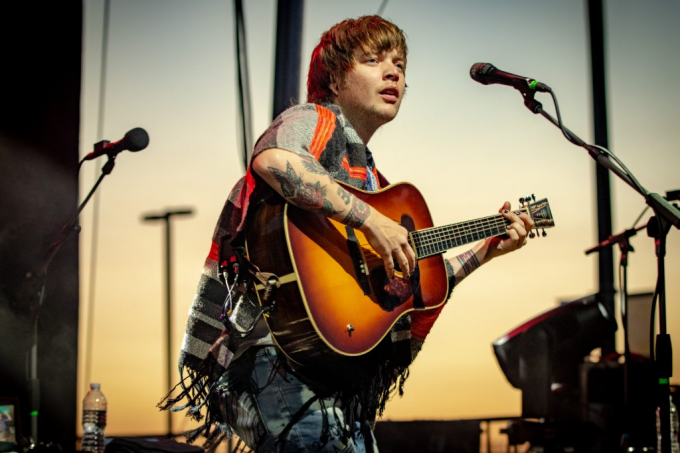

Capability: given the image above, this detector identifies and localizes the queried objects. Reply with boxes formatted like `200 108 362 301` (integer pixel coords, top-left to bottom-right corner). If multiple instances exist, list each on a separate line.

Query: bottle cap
90 383 101 390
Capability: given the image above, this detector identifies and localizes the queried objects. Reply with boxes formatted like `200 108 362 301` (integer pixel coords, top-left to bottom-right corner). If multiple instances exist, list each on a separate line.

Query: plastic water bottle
656 395 680 453
82 383 107 453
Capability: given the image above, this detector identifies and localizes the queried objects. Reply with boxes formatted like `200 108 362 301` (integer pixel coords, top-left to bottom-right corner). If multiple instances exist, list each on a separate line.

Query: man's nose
384 65 400 80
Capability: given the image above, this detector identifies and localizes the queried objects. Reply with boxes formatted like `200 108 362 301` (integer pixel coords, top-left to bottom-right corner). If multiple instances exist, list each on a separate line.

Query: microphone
84 127 150 161
470 63 551 93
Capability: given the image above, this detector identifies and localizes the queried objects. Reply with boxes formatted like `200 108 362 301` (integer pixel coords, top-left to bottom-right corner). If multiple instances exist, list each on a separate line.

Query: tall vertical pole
587 0 615 355
142 209 193 437
234 0 253 169
164 217 172 436
272 0 304 120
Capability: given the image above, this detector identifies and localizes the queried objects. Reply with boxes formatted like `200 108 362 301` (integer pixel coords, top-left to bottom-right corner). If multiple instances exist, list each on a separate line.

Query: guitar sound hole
369 267 413 311
368 214 416 311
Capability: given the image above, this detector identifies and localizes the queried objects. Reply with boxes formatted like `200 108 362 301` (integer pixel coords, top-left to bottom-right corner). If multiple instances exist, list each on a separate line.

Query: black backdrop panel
0 1 82 448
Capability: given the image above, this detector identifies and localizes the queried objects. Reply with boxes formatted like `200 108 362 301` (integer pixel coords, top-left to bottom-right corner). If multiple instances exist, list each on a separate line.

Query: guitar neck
411 213 510 259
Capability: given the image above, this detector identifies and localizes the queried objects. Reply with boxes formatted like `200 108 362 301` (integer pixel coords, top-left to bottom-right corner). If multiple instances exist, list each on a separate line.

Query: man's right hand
360 210 415 278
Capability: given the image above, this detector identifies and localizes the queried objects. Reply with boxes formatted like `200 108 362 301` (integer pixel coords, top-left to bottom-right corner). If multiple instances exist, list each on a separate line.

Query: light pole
142 208 193 437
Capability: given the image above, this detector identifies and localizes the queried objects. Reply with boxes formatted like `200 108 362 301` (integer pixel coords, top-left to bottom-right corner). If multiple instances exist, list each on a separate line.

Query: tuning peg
542 229 547 237
532 194 536 202
529 231 536 239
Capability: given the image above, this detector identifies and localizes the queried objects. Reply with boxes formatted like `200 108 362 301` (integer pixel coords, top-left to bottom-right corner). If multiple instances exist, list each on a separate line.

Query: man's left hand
483 201 535 262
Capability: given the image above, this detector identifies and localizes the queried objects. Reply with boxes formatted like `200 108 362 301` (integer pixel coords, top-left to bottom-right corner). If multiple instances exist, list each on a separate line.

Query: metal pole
142 209 193 437
587 0 615 355
272 0 304 119
164 217 172 436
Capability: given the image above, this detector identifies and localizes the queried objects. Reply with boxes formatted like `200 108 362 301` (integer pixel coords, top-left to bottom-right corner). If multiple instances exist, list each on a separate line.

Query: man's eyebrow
355 48 405 62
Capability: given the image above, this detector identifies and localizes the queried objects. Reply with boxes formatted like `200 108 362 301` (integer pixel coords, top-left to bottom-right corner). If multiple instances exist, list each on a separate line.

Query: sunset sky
77 0 680 437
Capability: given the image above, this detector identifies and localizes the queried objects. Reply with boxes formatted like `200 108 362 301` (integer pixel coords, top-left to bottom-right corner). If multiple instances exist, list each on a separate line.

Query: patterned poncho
161 102 453 448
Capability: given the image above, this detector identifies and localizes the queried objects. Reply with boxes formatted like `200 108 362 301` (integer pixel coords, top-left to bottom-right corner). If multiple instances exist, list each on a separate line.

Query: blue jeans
213 346 378 452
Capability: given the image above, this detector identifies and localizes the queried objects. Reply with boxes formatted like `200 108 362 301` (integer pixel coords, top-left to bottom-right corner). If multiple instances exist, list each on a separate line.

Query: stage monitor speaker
580 359 657 451
493 294 617 419
374 420 480 453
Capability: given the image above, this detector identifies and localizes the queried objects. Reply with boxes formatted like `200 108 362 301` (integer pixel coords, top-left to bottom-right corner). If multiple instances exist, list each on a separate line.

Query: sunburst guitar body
244 181 554 380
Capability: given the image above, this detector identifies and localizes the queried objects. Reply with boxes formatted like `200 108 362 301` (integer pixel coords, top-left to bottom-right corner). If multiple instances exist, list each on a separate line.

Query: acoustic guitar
245 181 554 378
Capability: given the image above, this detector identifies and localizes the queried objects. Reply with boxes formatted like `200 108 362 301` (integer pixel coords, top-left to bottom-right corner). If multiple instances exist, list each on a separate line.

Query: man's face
330 48 406 136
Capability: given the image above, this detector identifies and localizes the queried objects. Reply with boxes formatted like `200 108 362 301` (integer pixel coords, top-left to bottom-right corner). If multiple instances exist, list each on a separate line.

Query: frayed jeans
213 346 378 453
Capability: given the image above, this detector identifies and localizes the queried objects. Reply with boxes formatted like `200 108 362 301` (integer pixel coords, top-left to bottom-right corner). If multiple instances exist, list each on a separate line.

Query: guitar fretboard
411 213 511 259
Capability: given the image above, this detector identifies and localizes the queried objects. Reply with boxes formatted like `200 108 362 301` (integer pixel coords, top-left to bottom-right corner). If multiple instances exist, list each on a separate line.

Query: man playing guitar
162 15 535 452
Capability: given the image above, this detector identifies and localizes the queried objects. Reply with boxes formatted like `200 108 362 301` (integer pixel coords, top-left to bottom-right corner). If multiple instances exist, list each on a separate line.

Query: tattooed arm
252 148 415 277
449 202 534 285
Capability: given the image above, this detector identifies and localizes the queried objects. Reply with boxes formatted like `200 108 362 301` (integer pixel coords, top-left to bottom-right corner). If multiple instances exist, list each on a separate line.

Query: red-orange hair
307 15 408 104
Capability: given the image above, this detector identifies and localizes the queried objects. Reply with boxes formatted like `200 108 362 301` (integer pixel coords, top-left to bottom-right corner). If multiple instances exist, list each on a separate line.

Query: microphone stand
585 224 646 447
521 89 680 453
24 150 117 444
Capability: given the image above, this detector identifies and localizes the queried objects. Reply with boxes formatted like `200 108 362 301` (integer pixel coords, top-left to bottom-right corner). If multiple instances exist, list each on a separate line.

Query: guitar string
409 203 549 249
413 204 553 257
414 216 508 246
357 215 508 267
424 206 553 244
413 217 508 257
423 221 507 246
412 203 556 256
417 214 507 236
356 205 550 266
427 216 507 238
411 218 506 249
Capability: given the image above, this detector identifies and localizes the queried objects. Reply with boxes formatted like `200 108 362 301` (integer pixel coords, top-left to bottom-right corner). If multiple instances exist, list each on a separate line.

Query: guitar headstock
519 195 555 238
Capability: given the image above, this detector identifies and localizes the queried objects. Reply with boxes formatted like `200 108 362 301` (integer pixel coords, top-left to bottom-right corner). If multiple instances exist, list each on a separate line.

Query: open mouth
379 87 399 103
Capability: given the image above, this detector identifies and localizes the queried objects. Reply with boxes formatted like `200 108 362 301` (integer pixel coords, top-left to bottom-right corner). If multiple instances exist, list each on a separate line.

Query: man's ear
329 83 338 97
329 77 339 97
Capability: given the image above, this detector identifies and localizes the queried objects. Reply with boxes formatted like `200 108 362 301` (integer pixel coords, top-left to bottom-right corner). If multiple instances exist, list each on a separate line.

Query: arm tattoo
268 161 341 217
300 155 328 175
337 186 352 205
456 250 480 276
342 197 371 229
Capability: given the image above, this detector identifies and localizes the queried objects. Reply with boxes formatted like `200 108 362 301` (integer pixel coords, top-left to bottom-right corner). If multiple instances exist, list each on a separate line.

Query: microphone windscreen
469 63 495 84
124 127 150 152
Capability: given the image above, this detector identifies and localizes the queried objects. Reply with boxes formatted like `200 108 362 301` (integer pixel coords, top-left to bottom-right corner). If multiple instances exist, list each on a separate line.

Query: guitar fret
410 200 544 261
413 215 510 258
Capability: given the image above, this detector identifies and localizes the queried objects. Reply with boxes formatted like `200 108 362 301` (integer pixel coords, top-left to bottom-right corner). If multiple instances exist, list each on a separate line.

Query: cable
650 278 660 362
377 0 390 16
84 0 112 389
620 264 628 351
548 89 648 197
234 0 253 171
587 143 648 196
631 206 650 229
